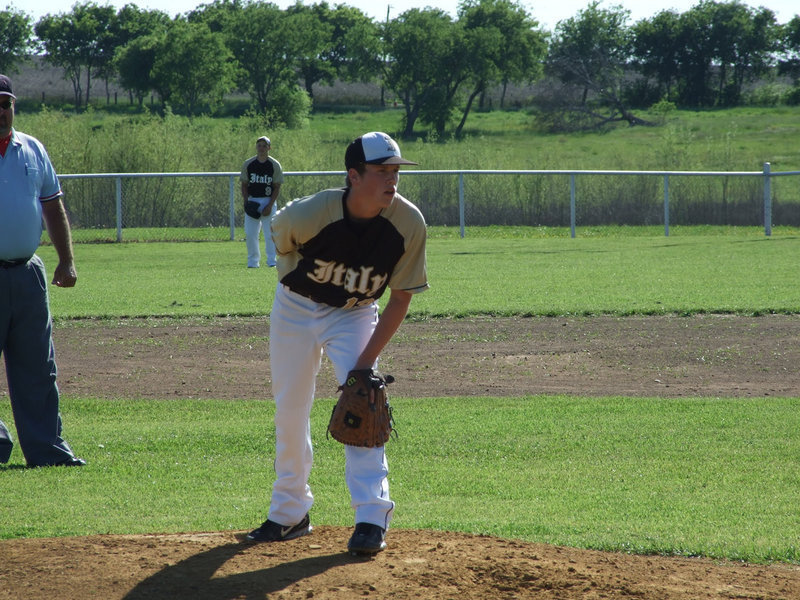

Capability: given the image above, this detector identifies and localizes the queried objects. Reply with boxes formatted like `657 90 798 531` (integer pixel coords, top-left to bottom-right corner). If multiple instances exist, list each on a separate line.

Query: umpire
0 74 85 467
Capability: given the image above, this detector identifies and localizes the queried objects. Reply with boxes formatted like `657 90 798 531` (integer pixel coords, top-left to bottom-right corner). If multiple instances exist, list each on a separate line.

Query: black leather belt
0 257 31 268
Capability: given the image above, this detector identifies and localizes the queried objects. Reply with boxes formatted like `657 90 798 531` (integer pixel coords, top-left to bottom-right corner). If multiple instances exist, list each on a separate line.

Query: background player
246 131 429 555
240 136 283 268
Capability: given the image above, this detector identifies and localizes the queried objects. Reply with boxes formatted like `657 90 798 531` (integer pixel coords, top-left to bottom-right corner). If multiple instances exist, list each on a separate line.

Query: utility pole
381 4 392 107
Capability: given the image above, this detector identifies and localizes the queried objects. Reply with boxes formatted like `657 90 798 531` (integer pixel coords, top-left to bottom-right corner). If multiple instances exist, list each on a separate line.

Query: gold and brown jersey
271 188 428 308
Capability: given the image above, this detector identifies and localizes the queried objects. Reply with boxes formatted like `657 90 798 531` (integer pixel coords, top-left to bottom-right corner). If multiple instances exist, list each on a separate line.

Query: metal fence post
663 175 670 237
570 173 576 238
229 175 236 241
115 176 122 242
459 172 465 238
763 162 772 237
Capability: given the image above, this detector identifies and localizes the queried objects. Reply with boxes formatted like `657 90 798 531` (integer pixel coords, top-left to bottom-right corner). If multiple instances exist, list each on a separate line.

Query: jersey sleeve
270 198 296 256
271 190 343 257
239 157 251 184
271 158 284 185
387 196 429 294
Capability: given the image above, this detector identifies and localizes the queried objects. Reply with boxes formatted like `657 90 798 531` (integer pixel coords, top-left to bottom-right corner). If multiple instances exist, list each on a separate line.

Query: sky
17 0 800 31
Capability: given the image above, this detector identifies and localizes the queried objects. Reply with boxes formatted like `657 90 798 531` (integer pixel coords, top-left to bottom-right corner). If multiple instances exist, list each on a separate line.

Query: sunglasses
0 98 13 110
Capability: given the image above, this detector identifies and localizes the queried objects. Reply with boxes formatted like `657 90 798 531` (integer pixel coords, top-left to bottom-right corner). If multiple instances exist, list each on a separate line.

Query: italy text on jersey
249 173 273 185
306 260 388 308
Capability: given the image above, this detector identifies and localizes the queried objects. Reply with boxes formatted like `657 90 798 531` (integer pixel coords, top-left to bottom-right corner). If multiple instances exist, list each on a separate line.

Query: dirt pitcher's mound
3 527 800 600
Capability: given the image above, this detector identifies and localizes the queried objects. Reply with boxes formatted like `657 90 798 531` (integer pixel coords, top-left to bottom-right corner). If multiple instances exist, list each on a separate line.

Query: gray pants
0 255 76 466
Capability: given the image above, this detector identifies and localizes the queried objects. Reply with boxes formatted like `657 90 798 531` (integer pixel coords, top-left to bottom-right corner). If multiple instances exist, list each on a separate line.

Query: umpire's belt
0 257 31 268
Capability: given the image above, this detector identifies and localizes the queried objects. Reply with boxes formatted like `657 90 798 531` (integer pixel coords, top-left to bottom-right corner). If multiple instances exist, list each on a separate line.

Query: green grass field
2 229 799 564
2 396 798 563
41 226 800 319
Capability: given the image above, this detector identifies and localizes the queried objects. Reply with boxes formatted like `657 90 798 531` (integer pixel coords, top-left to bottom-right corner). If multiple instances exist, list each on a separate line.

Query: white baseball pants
244 198 276 267
267 284 395 529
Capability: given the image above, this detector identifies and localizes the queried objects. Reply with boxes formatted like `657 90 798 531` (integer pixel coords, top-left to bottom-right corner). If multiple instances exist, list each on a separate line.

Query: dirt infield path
38 313 800 400
2 315 800 599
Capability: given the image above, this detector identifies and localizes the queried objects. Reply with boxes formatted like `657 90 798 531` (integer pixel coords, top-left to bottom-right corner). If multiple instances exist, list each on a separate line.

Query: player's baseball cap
0 74 16 99
256 136 270 145
345 132 417 170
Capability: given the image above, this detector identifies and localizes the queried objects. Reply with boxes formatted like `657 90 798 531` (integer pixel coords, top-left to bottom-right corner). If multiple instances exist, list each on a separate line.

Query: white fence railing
59 163 800 241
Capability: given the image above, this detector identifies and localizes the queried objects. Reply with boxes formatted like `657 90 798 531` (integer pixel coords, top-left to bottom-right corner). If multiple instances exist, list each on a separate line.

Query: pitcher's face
354 164 400 208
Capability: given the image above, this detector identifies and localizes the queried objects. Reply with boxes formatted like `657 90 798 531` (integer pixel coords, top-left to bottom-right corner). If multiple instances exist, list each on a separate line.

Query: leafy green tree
454 0 546 137
116 3 171 39
387 1 545 139
262 84 312 129
325 4 383 85
213 1 314 113
547 1 631 104
544 2 650 131
286 2 382 99
113 5 170 104
150 20 236 115
186 0 240 31
779 16 800 81
705 1 777 106
670 5 716 106
188 0 312 124
671 1 779 107
91 6 122 104
284 2 334 99
631 9 683 101
114 34 160 107
456 3 509 130
35 2 118 109
413 21 470 138
385 8 467 138
779 15 800 104
0 7 32 74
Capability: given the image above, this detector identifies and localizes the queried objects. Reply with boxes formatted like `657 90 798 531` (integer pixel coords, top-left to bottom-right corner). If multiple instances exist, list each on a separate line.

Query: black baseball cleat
27 457 87 468
347 522 387 555
0 422 13 463
246 513 312 542
55 457 87 467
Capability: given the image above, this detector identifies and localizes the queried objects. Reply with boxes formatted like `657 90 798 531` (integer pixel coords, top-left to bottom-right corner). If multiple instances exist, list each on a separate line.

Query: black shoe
246 513 312 542
347 522 387 555
0 422 12 463
0 443 11 464
55 457 86 467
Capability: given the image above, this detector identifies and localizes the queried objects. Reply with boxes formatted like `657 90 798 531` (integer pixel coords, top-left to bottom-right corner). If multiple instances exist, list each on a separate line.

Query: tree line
1 0 799 136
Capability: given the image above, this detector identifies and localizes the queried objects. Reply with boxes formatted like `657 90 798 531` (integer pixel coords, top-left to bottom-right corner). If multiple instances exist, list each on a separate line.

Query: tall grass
16 106 800 229
19 106 800 173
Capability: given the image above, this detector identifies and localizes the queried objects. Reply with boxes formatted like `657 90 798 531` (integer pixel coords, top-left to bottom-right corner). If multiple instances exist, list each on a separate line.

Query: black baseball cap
345 132 417 170
0 74 16 99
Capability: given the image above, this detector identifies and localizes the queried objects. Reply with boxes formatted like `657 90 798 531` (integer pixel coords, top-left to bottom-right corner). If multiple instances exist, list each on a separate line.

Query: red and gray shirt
271 188 429 308
240 155 283 198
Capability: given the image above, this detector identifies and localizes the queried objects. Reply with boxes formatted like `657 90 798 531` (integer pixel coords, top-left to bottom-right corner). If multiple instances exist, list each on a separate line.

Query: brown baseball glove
327 369 395 447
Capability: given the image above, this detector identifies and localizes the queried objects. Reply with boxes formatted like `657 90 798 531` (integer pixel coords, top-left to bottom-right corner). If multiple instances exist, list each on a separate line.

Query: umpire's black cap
0 74 16 99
